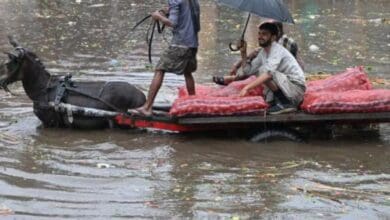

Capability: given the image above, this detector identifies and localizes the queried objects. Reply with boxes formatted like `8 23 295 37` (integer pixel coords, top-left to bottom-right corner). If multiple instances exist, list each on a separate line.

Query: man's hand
151 10 166 21
239 40 247 53
229 65 239 76
239 87 249 97
151 9 173 27
239 40 248 63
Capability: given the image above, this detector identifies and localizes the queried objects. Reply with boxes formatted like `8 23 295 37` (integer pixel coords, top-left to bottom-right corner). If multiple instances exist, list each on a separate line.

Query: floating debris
292 179 388 205
0 133 20 145
280 161 302 170
371 78 390 87
0 204 13 216
88 4 105 8
97 163 111 169
295 187 343 204
144 201 159 208
309 44 320 52
0 122 10 128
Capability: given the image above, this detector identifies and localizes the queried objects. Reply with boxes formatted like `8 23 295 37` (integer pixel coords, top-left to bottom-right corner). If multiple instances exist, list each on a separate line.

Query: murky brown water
0 0 389 219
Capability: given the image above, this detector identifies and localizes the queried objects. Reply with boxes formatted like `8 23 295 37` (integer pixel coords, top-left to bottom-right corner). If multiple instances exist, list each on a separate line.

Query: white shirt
243 42 306 87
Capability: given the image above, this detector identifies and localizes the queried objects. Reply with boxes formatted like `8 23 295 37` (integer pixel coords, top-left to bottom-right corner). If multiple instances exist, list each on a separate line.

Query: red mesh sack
169 96 268 117
178 84 216 98
211 76 263 97
178 76 263 98
300 89 390 114
306 66 372 93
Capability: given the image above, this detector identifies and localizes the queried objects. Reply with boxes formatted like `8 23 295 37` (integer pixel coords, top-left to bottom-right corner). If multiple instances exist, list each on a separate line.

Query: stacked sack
170 76 267 117
301 66 390 114
170 66 390 117
169 96 268 117
177 76 263 98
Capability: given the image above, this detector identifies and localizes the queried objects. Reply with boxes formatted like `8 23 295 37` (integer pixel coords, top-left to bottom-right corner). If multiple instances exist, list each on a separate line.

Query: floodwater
0 0 389 219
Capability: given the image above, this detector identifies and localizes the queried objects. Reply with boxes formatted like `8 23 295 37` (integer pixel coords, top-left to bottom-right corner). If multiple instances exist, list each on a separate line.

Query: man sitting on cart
213 20 304 86
238 21 306 115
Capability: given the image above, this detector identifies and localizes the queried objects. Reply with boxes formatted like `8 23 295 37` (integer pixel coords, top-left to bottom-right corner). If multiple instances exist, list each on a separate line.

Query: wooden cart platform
49 102 390 141
115 111 390 132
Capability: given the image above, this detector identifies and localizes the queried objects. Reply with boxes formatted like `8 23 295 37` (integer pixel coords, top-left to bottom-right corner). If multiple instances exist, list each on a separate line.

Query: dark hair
259 22 278 36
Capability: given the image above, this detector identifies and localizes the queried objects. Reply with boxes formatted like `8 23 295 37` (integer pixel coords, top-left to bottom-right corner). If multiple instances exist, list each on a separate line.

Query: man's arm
151 10 173 27
239 72 272 97
240 40 248 63
239 43 284 96
241 42 264 77
151 0 180 28
229 48 260 76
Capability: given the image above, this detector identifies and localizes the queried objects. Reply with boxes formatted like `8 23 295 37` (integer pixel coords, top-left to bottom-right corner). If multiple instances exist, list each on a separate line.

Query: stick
48 102 119 117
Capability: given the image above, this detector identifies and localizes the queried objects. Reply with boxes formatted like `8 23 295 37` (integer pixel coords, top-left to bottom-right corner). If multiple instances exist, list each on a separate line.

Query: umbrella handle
229 14 251 52
229 39 247 52
229 42 240 51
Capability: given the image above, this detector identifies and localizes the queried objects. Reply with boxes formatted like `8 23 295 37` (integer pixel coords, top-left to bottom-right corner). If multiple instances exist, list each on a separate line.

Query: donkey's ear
4 52 17 60
7 35 19 48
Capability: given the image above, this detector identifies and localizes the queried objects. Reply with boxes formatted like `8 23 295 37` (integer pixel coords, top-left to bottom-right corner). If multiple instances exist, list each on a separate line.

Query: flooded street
0 0 389 219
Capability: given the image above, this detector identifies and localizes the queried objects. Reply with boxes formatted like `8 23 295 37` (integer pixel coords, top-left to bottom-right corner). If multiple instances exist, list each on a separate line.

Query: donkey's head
0 36 46 93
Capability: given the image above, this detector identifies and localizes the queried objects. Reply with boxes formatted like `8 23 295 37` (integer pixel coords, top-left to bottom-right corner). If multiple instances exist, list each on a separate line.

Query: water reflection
0 119 389 218
0 0 389 219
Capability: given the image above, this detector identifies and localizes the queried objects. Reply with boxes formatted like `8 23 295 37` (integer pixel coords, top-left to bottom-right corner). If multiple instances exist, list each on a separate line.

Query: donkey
0 37 146 129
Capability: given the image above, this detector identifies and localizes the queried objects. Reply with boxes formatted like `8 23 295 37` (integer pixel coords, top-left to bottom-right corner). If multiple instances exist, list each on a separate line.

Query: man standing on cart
239 22 306 115
130 0 201 117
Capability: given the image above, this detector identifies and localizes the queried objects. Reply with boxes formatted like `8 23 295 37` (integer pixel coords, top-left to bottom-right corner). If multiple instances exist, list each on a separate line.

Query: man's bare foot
212 76 226 85
213 76 235 85
128 107 153 117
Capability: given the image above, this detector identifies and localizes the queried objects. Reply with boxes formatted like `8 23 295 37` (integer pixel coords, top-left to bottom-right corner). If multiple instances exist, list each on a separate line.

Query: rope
146 19 167 64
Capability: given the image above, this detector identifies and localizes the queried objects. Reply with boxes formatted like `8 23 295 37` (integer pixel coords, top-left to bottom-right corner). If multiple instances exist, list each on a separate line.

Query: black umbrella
218 0 294 51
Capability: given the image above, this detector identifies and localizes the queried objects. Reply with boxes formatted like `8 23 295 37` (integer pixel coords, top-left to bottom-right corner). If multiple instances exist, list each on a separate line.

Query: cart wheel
250 128 304 142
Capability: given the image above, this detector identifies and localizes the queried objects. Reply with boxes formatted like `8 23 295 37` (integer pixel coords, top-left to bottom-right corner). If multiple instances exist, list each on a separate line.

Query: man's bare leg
219 74 250 85
264 80 279 92
184 71 195 95
222 75 235 84
264 79 292 106
136 70 165 115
